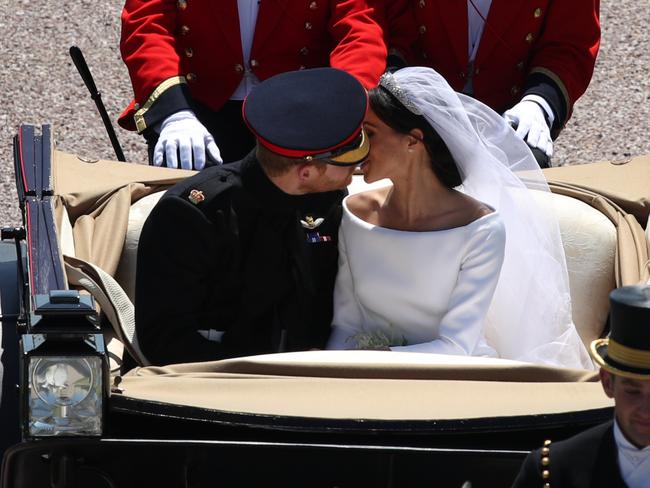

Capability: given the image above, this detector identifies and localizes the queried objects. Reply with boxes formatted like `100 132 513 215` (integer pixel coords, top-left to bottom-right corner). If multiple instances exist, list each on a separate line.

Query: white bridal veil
380 67 593 370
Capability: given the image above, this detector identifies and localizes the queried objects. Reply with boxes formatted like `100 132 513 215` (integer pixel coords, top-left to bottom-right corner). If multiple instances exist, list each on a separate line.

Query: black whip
69 45 126 162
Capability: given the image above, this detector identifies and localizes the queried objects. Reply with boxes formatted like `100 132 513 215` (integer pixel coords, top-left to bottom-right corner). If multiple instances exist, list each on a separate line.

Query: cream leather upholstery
114 191 166 303
531 191 616 346
110 177 616 348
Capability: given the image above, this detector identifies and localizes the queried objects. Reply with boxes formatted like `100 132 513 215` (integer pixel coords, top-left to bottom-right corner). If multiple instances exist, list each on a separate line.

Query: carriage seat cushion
529 191 616 346
114 191 166 304
112 184 617 349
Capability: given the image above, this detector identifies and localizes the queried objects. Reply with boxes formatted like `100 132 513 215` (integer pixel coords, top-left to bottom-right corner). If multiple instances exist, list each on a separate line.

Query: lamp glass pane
28 356 103 437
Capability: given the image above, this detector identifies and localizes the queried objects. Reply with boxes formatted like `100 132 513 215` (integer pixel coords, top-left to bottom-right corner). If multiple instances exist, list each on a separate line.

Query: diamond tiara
379 72 423 115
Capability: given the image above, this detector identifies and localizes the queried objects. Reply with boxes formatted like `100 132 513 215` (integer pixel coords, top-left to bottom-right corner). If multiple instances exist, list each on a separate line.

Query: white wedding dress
327 67 594 370
327 196 505 356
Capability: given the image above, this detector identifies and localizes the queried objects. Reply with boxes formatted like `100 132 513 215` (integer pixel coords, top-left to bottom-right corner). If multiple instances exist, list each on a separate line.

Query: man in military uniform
118 0 390 170
511 285 650 488
392 0 600 165
135 68 368 365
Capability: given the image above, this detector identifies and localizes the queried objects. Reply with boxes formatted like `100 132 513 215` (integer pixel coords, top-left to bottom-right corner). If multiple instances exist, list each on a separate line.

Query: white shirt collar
613 419 650 488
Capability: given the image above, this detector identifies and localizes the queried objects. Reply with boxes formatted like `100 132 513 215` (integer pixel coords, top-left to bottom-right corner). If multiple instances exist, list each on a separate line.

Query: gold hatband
608 338 650 369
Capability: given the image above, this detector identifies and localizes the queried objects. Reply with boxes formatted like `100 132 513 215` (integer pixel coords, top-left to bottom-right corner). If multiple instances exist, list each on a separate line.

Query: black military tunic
511 421 627 488
135 153 344 365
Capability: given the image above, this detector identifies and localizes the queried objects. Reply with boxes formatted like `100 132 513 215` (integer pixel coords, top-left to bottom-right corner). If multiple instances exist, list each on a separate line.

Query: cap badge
300 216 324 230
188 189 205 205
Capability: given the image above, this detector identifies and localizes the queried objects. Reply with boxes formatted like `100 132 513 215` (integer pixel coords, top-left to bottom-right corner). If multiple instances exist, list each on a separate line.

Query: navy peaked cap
243 68 369 165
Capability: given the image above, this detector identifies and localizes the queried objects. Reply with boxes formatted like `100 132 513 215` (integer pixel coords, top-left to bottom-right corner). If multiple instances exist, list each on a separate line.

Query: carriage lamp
20 290 109 438
20 290 108 437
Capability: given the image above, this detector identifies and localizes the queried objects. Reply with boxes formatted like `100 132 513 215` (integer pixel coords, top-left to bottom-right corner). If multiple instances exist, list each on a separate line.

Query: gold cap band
608 338 650 369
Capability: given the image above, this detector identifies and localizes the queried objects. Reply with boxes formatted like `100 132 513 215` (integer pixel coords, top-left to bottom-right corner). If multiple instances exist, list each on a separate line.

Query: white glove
153 110 222 170
503 100 553 158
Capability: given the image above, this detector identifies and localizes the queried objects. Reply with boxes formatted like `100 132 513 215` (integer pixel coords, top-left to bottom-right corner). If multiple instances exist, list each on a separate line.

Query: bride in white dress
327 67 593 370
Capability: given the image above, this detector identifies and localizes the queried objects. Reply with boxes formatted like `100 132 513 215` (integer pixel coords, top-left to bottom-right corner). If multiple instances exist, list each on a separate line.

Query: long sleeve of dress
390 220 505 355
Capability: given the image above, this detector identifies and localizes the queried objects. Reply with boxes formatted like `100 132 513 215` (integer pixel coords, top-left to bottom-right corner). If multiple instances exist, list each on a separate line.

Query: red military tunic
407 0 600 129
119 0 388 132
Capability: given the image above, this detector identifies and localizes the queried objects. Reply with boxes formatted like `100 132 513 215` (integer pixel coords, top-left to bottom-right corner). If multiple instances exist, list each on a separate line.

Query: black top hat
590 285 650 378
243 67 369 166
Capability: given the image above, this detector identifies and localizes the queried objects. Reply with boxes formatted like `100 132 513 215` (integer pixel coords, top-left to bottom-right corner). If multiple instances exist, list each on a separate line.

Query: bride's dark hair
369 86 462 188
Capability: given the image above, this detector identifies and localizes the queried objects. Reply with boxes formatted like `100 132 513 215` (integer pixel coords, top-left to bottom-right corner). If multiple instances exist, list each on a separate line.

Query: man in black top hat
135 67 368 365
511 285 650 488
